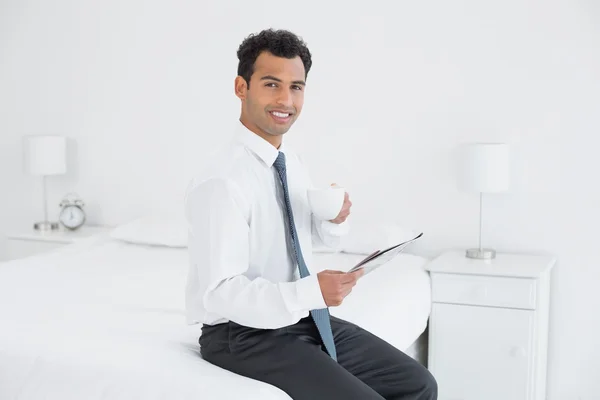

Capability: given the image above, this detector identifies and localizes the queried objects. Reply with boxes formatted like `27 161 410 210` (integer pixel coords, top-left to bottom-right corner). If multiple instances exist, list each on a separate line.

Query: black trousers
200 315 437 400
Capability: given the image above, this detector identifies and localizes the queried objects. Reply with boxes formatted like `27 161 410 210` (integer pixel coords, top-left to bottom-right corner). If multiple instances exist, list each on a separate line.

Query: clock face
59 206 85 229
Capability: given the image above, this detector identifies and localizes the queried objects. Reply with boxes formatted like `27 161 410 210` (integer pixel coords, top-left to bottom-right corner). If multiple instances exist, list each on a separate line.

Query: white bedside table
5 225 111 261
425 250 555 400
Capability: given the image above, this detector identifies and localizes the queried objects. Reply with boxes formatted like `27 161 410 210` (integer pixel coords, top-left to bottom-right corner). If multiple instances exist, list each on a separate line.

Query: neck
239 116 282 149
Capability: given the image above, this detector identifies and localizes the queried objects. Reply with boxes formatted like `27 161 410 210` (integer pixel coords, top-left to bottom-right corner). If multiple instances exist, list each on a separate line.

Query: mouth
269 110 293 124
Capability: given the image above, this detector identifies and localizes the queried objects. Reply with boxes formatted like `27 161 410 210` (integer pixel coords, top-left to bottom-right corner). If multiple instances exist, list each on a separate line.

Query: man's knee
418 367 438 399
400 362 438 400
386 361 438 400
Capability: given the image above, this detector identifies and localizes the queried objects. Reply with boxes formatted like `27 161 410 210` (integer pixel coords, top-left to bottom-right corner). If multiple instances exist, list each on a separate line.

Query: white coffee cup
307 186 346 221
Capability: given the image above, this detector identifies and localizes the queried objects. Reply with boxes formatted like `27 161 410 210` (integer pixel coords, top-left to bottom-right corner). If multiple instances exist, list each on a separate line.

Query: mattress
0 234 431 400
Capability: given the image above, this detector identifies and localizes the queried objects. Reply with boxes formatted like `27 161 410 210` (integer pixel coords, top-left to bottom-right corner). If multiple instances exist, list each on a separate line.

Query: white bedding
0 234 431 400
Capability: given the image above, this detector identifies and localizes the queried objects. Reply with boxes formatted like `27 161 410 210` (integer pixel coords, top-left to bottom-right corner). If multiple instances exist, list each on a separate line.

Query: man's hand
329 184 352 224
317 269 364 307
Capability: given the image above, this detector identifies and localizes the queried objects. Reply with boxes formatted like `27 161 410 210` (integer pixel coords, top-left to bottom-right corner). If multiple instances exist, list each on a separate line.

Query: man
185 28 437 400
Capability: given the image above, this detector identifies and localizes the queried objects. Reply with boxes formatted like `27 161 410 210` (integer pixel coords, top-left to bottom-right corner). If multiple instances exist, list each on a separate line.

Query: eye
265 82 278 88
292 85 303 91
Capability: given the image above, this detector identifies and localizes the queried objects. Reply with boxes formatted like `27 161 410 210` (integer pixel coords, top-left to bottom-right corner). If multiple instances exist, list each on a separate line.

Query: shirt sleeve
293 153 351 250
186 178 326 330
311 214 350 249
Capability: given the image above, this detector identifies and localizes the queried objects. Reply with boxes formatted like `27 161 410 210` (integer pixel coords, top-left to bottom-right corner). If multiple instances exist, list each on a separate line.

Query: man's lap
200 316 437 400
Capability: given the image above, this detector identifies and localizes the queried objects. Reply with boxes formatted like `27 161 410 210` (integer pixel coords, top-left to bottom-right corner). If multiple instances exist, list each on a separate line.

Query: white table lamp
24 135 67 231
457 143 510 259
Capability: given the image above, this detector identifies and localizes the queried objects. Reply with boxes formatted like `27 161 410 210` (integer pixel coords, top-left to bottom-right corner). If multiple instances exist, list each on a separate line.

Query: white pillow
339 220 422 255
110 214 188 248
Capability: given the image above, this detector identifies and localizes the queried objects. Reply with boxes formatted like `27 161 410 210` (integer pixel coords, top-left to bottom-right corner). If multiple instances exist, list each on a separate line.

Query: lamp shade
24 135 67 175
458 143 510 193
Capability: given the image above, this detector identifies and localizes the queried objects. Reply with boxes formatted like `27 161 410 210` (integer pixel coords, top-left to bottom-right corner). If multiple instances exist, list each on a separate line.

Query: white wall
1 0 599 398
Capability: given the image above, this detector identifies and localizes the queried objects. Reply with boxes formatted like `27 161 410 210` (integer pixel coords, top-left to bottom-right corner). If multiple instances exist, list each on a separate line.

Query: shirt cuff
320 219 350 237
295 274 327 311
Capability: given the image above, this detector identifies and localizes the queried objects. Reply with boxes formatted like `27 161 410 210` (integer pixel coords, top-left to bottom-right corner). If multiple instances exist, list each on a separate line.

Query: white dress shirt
184 121 349 329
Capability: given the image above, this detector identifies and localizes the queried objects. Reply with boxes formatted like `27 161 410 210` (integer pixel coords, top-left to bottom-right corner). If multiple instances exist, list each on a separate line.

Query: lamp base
465 248 496 260
34 221 60 232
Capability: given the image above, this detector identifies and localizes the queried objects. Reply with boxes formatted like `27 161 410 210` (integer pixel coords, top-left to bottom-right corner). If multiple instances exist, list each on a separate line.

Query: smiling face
235 51 306 147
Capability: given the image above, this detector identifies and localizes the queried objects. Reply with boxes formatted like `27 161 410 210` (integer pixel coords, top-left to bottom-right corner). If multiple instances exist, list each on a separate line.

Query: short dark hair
236 29 312 87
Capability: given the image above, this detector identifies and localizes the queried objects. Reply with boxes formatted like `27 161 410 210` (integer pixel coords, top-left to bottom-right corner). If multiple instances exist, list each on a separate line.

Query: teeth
272 111 290 118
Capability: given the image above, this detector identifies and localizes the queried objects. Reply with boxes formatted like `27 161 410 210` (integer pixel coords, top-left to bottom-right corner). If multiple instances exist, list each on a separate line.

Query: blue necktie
273 152 337 361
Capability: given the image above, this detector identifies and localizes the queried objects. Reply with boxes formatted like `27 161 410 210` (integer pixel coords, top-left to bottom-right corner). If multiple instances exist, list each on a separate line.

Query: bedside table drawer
431 273 537 310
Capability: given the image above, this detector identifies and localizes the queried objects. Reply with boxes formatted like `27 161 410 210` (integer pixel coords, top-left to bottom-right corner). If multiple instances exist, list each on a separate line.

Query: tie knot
273 152 286 173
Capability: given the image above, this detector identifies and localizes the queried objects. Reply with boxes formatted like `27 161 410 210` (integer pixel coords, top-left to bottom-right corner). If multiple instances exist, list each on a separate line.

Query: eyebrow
260 75 306 86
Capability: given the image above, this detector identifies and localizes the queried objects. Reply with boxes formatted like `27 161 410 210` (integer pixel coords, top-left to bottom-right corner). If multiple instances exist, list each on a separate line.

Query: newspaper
347 232 423 275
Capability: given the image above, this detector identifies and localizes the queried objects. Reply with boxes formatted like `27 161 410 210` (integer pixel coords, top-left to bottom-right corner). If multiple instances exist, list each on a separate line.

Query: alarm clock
58 193 86 230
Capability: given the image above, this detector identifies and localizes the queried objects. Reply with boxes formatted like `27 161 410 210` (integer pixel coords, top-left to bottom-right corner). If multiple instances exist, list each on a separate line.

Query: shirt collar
236 120 285 167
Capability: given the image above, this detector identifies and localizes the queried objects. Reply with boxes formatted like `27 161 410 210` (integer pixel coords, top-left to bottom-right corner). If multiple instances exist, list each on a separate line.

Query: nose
276 88 293 108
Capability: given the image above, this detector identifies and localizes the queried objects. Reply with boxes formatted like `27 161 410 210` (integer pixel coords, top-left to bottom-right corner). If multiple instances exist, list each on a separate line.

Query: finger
340 272 360 284
334 215 348 224
342 269 363 283
322 269 345 274
341 281 357 294
352 269 365 279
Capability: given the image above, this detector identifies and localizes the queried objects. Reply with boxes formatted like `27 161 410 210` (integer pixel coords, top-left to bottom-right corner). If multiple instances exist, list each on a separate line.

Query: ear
234 76 248 100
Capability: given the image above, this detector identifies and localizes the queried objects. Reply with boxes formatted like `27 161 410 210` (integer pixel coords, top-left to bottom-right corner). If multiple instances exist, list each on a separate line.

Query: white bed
0 233 431 400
